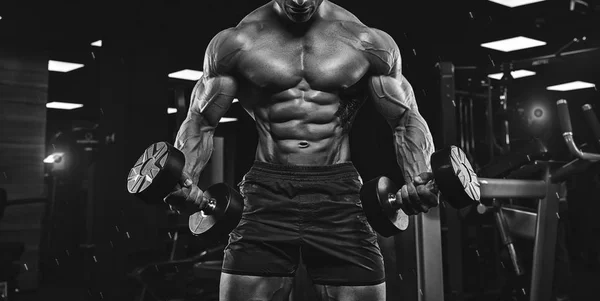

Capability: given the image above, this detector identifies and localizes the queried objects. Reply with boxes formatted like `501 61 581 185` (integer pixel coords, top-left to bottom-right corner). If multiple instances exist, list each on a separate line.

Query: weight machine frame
437 46 600 301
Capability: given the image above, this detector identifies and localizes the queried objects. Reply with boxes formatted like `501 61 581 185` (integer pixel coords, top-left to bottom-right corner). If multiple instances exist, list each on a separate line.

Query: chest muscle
237 32 369 92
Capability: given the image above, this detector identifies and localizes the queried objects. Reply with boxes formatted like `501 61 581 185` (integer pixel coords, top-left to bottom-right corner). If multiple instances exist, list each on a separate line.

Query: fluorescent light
547 81 596 91
220 117 237 123
48 60 84 72
44 152 64 164
232 98 239 103
168 108 177 114
168 69 203 81
46 101 84 110
91 40 102 47
488 0 545 8
481 36 546 52
488 69 536 80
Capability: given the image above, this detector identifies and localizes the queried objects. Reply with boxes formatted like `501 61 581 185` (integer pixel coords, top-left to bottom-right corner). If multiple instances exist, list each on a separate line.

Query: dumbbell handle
201 197 218 215
174 183 217 215
384 179 439 212
556 99 600 161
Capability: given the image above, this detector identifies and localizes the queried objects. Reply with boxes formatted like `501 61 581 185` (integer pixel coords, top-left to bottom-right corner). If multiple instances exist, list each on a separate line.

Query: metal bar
478 178 547 199
494 206 524 275
486 78 494 162
550 158 593 183
85 163 96 246
556 99 600 161
501 88 511 151
462 97 469 155
529 169 560 301
469 97 475 161
455 90 488 99
582 104 600 151
456 96 465 150
395 181 446 301
394 223 418 301
438 62 462 301
455 66 478 70
486 47 600 73
439 62 457 147
415 207 444 301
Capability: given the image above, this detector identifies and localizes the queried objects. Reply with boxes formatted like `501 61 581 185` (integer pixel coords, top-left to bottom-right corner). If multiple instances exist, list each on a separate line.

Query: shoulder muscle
203 28 245 76
364 28 401 77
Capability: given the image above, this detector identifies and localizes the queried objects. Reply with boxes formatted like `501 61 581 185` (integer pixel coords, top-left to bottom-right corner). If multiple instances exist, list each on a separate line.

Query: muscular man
166 1 438 300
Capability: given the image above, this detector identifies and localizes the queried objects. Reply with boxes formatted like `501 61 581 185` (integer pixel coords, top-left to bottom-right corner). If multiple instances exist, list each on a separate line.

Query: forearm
174 114 215 183
393 109 435 183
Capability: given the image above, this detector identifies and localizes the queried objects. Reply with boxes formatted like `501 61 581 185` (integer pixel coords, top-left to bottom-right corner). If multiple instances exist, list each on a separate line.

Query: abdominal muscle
250 93 353 166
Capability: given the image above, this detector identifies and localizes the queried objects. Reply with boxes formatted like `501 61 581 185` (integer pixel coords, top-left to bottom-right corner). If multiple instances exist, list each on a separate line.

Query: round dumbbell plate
360 176 409 238
126 142 185 204
189 183 243 239
431 146 480 209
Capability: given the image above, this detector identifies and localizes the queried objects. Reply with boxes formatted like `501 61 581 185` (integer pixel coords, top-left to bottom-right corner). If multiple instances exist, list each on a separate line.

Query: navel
298 141 310 148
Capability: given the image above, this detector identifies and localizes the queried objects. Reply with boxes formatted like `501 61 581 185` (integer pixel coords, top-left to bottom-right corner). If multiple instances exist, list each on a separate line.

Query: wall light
220 117 237 123
488 0 546 8
488 69 536 80
168 108 177 114
48 60 85 72
168 69 203 81
46 102 84 110
91 40 102 47
547 81 596 91
43 152 64 164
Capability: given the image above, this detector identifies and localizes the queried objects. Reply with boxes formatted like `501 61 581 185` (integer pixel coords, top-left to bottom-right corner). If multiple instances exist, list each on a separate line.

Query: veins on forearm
393 110 435 183
175 115 215 183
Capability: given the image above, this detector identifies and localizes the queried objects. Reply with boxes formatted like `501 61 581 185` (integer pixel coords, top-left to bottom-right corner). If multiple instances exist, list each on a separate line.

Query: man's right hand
163 172 207 215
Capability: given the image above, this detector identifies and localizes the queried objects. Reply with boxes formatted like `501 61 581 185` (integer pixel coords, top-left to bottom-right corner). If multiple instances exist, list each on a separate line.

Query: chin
285 9 315 23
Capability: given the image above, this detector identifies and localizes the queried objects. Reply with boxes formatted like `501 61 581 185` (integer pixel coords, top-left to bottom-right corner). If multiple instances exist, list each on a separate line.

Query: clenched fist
163 172 208 215
396 172 439 215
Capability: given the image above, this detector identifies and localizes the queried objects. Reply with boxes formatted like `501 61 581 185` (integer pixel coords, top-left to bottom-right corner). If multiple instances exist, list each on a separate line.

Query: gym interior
1 0 599 300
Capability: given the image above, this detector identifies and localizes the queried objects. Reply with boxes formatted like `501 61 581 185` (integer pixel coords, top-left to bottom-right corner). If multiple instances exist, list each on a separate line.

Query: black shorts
222 161 385 286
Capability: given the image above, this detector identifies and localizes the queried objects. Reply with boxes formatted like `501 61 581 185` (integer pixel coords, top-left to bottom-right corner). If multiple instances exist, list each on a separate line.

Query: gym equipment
361 145 549 237
468 99 600 301
556 99 600 161
126 142 243 238
130 245 225 301
582 104 600 150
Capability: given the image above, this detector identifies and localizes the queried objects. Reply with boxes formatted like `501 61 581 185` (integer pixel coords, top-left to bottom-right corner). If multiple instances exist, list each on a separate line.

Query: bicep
188 74 238 128
187 28 240 128
368 74 416 127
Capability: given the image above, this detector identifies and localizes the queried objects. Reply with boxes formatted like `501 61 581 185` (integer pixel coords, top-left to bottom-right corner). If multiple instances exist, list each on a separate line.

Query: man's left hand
396 172 439 215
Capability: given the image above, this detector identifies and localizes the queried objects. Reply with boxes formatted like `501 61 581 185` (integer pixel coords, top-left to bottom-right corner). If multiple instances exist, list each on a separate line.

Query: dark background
1 0 600 300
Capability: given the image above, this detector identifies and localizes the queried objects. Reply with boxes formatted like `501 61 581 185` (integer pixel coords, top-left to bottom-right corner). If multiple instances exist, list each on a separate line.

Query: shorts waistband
245 161 359 182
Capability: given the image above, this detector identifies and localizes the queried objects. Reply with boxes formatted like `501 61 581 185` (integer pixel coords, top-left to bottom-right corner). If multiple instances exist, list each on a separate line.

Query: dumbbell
126 142 243 238
361 145 482 237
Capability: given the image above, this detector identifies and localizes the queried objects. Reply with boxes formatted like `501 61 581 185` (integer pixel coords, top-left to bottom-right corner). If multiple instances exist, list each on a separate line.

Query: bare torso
222 3 393 165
